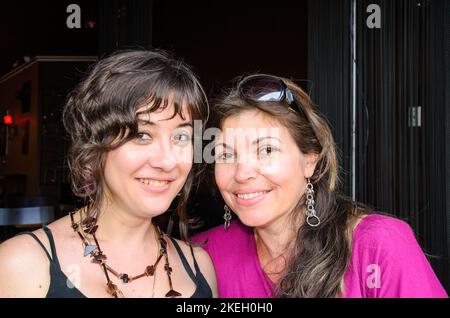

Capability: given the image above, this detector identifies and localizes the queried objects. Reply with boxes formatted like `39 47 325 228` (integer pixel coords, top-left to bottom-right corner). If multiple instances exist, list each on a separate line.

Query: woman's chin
137 203 172 218
235 213 270 228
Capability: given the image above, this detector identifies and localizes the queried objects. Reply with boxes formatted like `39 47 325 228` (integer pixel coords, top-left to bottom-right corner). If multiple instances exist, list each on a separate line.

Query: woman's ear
304 152 319 178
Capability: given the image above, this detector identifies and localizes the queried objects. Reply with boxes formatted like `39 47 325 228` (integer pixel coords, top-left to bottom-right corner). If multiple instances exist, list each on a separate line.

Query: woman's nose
234 161 258 183
149 140 178 171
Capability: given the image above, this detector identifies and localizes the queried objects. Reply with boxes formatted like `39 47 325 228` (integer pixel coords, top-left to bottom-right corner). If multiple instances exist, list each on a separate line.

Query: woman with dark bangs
0 50 217 298
192 74 447 298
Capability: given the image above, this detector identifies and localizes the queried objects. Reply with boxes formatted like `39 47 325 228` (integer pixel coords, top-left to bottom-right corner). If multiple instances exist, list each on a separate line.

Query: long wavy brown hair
211 76 369 297
62 49 209 239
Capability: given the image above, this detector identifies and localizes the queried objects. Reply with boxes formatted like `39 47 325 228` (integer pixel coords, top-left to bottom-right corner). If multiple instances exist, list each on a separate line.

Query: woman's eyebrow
252 136 281 145
137 119 193 129
215 142 232 150
177 122 193 129
137 119 155 126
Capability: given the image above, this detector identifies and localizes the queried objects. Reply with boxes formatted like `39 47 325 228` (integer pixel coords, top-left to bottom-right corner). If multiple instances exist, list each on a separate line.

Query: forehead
218 110 286 141
222 110 277 129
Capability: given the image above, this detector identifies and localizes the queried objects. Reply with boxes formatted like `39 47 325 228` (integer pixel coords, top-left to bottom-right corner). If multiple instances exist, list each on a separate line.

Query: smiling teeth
237 192 267 200
139 178 169 187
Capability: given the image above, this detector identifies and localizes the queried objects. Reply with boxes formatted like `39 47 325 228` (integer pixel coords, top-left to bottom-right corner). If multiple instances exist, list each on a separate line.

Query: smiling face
102 101 194 219
214 110 318 229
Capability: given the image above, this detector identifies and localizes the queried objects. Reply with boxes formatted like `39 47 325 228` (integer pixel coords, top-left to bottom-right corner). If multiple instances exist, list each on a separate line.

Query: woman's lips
233 190 272 207
136 178 172 193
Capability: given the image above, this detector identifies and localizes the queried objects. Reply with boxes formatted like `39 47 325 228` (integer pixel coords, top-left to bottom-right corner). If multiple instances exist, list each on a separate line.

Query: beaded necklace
69 211 181 298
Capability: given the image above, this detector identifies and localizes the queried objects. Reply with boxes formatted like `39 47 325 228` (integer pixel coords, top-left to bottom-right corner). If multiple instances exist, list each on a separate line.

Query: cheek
170 146 193 180
175 144 194 162
260 159 283 175
280 169 306 199
215 164 233 191
177 145 193 177
103 152 131 193
266 154 304 191
181 145 194 162
104 149 136 175
178 162 193 178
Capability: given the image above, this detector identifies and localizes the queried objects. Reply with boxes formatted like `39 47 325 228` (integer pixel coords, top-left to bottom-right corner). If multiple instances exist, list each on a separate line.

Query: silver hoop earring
223 205 232 231
306 178 320 227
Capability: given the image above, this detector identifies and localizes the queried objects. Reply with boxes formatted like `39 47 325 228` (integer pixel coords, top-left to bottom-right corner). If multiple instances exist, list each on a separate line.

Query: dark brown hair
211 75 368 297
63 49 209 239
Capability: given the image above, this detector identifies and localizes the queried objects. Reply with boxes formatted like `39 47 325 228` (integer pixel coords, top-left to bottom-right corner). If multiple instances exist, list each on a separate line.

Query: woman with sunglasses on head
0 50 217 298
192 74 447 298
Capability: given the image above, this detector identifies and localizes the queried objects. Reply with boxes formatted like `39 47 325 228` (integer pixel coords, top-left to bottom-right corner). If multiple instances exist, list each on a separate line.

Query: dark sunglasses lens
240 76 284 102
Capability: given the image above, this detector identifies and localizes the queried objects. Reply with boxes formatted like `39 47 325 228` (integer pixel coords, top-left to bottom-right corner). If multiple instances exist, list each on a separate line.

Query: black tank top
18 227 212 298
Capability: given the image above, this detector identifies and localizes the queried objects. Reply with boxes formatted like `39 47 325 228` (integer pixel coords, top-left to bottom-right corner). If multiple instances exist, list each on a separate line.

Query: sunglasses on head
238 74 308 120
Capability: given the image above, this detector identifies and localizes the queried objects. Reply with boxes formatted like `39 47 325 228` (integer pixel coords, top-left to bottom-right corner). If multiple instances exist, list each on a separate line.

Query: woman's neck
89 201 156 246
254 214 301 282
254 222 294 261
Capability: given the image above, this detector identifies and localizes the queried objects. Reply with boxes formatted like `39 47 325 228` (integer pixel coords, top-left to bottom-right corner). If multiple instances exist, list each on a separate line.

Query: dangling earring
223 205 232 231
306 178 320 227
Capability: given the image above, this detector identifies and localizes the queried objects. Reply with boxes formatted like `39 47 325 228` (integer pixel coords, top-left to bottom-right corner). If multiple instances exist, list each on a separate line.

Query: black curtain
444 0 450 289
356 0 449 291
308 0 352 196
309 0 449 291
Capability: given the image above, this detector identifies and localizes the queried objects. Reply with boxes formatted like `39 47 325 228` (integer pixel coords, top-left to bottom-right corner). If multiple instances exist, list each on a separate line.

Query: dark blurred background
0 0 448 292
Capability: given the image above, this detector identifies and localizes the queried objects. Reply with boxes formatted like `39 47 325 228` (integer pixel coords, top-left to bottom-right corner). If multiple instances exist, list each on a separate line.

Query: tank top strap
16 231 53 262
169 237 197 282
41 226 62 268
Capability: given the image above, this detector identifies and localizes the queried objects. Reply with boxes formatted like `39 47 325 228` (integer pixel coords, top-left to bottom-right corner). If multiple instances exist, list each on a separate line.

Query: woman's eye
173 133 191 145
216 152 234 162
259 146 278 157
136 132 152 143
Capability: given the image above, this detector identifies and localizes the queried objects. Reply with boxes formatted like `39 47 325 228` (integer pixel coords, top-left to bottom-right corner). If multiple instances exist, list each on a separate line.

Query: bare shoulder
192 245 218 295
45 213 76 240
0 228 51 297
0 214 77 297
169 237 218 297
191 244 214 269
168 237 211 267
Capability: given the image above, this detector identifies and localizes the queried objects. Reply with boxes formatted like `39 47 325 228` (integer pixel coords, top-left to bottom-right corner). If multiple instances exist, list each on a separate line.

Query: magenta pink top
192 214 448 298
